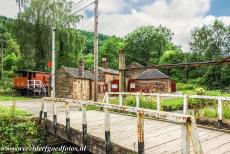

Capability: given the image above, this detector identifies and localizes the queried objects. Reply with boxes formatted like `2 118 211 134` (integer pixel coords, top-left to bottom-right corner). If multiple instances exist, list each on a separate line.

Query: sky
0 0 230 51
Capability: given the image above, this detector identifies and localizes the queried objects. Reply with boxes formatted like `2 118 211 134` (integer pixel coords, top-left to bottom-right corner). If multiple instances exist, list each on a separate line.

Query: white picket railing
106 92 230 128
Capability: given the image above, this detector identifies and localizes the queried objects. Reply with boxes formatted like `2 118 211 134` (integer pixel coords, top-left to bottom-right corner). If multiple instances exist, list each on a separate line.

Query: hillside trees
0 23 20 79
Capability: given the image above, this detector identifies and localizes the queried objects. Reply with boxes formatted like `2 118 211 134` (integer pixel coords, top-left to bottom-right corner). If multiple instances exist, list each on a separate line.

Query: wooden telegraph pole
94 0 99 101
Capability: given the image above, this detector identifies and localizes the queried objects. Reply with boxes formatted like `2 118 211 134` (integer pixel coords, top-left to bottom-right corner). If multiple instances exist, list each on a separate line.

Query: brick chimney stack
101 57 108 69
79 59 84 78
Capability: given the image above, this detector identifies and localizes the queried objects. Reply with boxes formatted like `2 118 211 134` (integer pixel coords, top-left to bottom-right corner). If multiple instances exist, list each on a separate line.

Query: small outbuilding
128 69 176 93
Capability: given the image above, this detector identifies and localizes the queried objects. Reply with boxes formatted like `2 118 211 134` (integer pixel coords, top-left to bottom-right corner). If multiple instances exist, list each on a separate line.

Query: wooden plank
145 129 210 154
167 130 225 154
207 141 230 154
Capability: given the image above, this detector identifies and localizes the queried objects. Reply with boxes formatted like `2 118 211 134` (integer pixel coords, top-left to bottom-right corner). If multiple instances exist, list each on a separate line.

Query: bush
199 102 230 119
0 77 13 93
123 96 157 110
0 106 43 148
177 83 197 91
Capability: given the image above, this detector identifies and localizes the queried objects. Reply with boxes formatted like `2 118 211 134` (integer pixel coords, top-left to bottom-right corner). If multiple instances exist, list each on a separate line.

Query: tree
16 0 29 16
190 19 230 61
16 0 83 71
99 36 124 69
159 50 186 81
190 19 230 88
124 25 174 65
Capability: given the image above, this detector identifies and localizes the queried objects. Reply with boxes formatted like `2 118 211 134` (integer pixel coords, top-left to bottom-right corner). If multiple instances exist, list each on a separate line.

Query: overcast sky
0 0 230 51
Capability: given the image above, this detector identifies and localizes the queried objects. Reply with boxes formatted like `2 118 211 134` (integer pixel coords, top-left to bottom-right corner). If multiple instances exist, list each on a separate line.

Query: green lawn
0 96 32 102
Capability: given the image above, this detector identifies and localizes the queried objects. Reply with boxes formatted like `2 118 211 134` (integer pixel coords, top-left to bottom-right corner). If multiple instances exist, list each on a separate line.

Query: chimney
101 56 108 69
79 59 84 78
119 50 125 92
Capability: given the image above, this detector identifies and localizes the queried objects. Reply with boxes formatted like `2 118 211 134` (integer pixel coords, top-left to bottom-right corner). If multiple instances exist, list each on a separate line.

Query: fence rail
41 95 204 154
107 92 230 128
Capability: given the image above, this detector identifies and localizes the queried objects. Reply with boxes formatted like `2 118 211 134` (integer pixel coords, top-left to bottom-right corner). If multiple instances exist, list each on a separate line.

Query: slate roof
62 66 94 80
98 66 119 75
61 66 118 80
127 62 144 69
134 69 169 80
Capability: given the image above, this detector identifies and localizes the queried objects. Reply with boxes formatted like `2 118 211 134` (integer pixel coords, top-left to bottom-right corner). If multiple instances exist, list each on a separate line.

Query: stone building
55 59 119 100
125 62 176 93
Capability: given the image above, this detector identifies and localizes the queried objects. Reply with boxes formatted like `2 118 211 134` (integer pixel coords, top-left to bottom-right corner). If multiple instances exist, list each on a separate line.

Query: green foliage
177 83 197 91
0 106 43 147
0 77 13 93
99 36 124 69
0 96 31 101
199 102 230 119
190 19 230 89
84 54 94 69
124 25 176 65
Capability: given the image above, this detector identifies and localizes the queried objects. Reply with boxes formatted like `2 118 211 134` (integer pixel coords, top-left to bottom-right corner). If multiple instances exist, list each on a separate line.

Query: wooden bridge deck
1 100 230 154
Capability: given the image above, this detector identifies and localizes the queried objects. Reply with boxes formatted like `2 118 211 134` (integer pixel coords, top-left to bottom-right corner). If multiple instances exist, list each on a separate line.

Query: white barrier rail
106 92 230 128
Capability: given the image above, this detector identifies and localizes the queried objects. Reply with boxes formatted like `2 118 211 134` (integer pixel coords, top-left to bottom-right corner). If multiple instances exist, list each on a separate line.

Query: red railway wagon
13 70 51 96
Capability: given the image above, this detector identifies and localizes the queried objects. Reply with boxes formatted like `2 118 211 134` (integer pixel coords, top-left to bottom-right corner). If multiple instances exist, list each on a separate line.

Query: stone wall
72 79 91 100
135 79 171 93
56 69 73 99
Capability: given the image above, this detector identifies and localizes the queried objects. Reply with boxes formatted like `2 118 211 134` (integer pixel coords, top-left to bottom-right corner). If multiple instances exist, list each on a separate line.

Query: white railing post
105 92 111 153
182 123 190 154
136 94 140 108
183 95 188 114
217 99 223 128
119 94 123 106
157 95 161 111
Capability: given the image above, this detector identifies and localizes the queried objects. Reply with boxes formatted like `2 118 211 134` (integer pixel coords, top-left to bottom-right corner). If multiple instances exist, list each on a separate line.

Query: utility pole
1 40 3 79
94 0 99 102
51 26 56 97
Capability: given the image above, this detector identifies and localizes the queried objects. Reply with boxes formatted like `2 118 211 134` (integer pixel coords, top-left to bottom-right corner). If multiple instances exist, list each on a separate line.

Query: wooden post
65 101 70 133
105 93 111 154
183 95 188 114
119 51 125 92
187 117 203 154
53 100 57 133
136 94 140 108
93 0 99 102
217 99 223 129
137 110 144 154
43 100 48 146
119 94 123 106
157 95 160 111
82 103 88 148
182 124 190 154
39 100 44 124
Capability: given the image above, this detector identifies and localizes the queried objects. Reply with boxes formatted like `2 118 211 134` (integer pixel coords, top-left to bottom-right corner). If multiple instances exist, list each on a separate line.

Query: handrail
41 96 204 154
27 80 46 93
106 92 230 128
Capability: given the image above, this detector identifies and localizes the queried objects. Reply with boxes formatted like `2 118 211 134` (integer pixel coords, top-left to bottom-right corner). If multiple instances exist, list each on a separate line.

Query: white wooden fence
106 92 230 128
42 96 205 154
